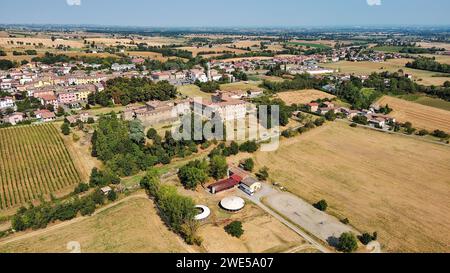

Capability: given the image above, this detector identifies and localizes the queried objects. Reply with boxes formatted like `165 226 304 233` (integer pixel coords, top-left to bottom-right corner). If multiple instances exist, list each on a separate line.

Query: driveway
241 183 358 248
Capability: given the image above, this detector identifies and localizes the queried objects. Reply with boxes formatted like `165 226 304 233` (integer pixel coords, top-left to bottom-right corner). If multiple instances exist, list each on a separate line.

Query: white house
0 96 16 111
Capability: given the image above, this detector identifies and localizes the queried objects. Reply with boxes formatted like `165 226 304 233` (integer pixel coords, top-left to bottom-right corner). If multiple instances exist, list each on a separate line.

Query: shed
239 177 262 195
208 175 242 194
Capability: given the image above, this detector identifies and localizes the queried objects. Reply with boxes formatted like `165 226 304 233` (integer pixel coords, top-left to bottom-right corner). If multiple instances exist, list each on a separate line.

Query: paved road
237 185 332 253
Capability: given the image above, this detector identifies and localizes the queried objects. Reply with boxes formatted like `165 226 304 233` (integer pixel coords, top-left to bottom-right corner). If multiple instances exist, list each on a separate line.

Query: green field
287 42 331 49
0 124 81 211
177 85 212 100
372 46 405 53
395 94 450 111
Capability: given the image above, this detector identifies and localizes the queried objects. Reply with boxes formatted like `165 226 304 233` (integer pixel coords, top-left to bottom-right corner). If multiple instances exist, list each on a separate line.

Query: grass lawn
220 81 263 92
177 85 212 100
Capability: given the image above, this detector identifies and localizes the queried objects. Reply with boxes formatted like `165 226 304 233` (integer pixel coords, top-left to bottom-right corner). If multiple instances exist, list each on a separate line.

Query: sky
1 0 449 27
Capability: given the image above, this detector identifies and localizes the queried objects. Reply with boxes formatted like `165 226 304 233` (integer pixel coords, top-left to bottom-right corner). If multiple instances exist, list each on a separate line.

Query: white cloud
367 0 382 6
66 0 81 6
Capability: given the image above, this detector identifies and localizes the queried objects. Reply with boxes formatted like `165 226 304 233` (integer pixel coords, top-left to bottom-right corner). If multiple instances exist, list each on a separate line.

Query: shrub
340 218 350 225
314 118 326 127
224 221 244 238
358 232 378 245
417 129 429 136
61 122 70 135
256 166 269 181
350 123 358 128
432 130 449 139
242 158 254 172
337 232 358 253
313 199 328 211
107 190 117 201
74 183 89 194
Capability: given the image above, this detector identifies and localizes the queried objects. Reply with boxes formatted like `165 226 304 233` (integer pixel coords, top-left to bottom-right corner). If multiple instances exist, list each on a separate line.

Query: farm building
208 174 242 194
239 177 262 196
220 196 245 212
228 166 250 180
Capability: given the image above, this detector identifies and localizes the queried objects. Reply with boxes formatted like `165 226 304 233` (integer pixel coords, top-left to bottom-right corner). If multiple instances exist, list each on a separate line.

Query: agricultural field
321 59 450 86
394 94 450 111
416 42 450 51
0 196 194 253
0 37 84 49
287 41 331 49
377 95 450 132
177 46 247 57
276 89 336 105
248 122 450 252
0 124 81 212
220 81 263 92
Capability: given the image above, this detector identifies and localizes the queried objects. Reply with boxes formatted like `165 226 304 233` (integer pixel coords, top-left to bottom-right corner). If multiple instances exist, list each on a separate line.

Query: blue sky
1 0 449 27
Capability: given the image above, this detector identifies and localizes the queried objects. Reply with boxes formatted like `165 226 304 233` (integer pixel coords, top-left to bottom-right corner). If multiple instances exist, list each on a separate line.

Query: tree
61 122 70 135
146 128 158 140
56 106 65 117
313 200 328 211
242 158 254 172
107 190 117 201
357 232 377 245
178 164 209 190
74 183 89 194
256 166 269 181
209 155 228 180
337 232 358 253
79 199 96 216
314 117 326 127
129 119 145 145
325 110 337 121
224 221 244 238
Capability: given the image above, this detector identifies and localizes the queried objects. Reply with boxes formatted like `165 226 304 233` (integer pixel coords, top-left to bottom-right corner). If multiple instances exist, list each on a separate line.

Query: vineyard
0 124 81 211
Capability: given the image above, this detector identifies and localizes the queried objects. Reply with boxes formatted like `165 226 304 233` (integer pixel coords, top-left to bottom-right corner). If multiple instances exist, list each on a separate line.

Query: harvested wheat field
377 96 450 132
321 60 450 86
0 37 84 48
252 122 450 252
0 196 193 253
276 89 336 105
177 46 247 57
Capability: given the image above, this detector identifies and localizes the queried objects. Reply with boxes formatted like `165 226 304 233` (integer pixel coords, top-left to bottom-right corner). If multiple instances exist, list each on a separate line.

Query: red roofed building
307 102 319 113
208 174 242 194
35 109 56 122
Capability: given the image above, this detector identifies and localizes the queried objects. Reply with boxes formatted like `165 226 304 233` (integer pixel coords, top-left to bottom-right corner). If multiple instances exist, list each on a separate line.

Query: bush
242 158 254 172
337 232 358 253
432 130 449 139
417 129 429 136
314 118 326 127
224 221 244 238
61 122 70 135
313 200 328 211
358 232 378 245
74 183 89 194
107 190 118 201
256 166 269 181
340 218 350 225
350 123 358 128
239 141 259 153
